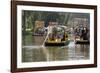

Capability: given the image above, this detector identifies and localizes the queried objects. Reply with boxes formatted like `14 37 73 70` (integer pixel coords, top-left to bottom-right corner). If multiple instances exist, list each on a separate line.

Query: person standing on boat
80 27 88 40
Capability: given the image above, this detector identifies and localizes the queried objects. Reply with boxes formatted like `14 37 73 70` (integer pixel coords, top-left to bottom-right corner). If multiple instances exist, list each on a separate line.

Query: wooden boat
45 33 69 46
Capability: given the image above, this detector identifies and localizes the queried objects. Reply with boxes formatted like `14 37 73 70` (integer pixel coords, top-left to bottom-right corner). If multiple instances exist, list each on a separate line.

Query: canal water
22 35 89 62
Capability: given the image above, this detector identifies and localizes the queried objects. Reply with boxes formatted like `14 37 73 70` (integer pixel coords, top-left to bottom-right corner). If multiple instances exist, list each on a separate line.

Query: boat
75 36 90 44
44 25 69 46
75 39 89 44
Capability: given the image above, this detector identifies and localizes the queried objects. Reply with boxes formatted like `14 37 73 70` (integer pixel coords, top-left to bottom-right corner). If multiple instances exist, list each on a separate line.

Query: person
80 27 88 40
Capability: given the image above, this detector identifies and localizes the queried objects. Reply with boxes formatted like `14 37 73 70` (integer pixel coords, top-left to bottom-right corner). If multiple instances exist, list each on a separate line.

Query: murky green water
22 35 89 62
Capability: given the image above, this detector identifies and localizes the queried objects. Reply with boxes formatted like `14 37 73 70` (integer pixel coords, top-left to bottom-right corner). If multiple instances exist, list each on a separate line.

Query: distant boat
32 27 47 36
75 27 90 44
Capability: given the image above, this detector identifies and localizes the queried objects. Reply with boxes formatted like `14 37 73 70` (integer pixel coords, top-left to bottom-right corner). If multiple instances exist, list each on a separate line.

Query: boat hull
45 40 70 46
75 40 89 44
45 42 65 46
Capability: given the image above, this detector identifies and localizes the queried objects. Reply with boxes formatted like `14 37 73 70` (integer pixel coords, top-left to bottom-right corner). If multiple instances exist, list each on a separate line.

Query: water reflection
22 35 89 62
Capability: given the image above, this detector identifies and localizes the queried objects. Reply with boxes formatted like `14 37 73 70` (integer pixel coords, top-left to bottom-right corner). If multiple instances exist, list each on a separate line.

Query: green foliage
52 27 58 35
22 10 90 35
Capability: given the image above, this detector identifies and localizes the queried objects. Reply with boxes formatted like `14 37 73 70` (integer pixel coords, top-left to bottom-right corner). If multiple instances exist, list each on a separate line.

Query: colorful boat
45 25 69 46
